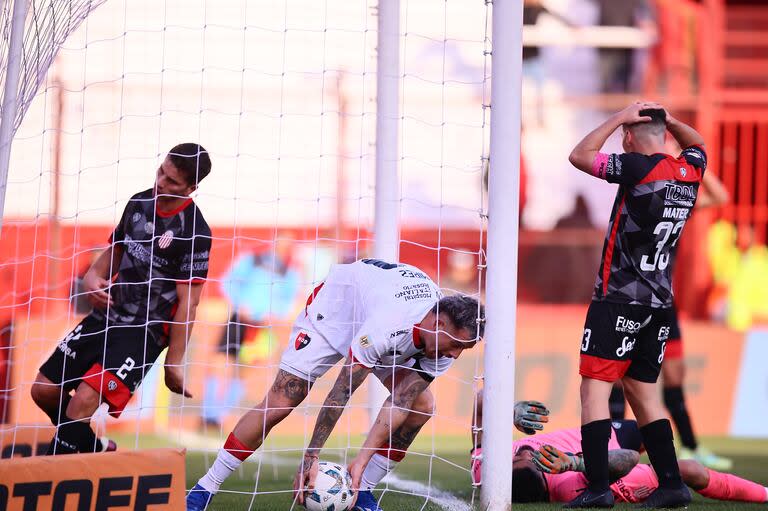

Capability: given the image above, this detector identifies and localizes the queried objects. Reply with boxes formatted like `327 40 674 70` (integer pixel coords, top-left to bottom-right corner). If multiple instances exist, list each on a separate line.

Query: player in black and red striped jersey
566 103 707 509
608 170 732 470
31 143 212 455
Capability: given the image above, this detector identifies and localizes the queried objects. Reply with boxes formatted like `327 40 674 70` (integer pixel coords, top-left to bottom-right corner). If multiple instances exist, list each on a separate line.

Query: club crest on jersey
295 332 311 350
132 212 143 224
144 221 154 234
679 167 687 177
158 230 174 249
359 335 371 348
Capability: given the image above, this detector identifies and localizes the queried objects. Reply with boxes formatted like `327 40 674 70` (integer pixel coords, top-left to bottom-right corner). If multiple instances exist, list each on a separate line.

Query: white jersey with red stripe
304 259 452 379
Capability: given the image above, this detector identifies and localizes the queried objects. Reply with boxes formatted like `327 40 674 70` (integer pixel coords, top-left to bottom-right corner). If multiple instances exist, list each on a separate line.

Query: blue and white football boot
354 490 384 511
186 483 214 511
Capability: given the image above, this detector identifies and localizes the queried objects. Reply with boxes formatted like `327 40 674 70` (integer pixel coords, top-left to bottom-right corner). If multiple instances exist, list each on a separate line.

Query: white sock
360 454 398 491
198 448 244 493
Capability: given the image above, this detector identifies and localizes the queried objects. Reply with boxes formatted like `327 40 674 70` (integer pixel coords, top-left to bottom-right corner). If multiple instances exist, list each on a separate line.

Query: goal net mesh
1 1 490 509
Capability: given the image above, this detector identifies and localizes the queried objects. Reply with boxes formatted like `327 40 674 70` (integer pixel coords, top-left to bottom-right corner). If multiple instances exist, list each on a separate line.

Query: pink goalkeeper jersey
513 428 659 503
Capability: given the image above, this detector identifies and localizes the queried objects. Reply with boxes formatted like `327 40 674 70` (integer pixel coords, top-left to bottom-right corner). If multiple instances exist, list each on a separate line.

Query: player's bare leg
34 376 107 454
30 372 66 422
356 387 435 510
189 369 312 509
622 376 690 508
33 372 118 454
231 369 311 449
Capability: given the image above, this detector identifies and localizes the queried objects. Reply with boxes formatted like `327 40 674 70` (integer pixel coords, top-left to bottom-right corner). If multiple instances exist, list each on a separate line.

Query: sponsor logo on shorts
57 324 83 359
57 341 77 360
359 335 371 348
295 332 311 350
657 326 670 342
615 315 651 334
158 230 174 249
615 336 636 357
107 380 118 392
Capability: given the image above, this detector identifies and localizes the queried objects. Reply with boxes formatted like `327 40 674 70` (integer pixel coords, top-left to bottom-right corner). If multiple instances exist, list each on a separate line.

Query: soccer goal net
1 0 500 509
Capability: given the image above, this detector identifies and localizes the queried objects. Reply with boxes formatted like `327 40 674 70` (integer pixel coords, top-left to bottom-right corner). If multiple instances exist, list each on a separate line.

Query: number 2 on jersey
640 220 685 272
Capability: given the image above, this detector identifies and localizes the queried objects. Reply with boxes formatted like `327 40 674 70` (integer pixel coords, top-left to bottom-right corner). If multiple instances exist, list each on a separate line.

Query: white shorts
279 318 345 383
279 313 413 385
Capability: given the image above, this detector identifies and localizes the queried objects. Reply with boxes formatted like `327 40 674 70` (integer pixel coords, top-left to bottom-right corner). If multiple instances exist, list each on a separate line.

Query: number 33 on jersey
593 146 706 308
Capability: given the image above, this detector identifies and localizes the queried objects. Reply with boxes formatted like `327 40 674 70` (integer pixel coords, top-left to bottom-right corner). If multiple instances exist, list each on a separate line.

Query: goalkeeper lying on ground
473 419 768 504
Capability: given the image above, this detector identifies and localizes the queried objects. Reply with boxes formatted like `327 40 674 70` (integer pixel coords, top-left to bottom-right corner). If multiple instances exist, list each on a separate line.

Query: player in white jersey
188 259 490 511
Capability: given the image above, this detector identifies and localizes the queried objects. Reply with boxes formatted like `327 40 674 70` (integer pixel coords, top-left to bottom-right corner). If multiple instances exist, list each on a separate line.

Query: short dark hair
626 108 666 137
433 295 485 340
167 143 211 186
512 464 548 503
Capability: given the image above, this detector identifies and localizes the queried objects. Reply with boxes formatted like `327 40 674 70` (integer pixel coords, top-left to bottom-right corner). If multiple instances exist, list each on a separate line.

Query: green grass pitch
146 434 768 510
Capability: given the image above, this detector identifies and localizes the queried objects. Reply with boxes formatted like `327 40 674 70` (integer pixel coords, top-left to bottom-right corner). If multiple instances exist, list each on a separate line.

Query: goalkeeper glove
532 444 585 474
513 400 550 435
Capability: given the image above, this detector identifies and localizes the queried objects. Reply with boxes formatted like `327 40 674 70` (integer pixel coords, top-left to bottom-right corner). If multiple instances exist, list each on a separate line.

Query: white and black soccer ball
304 461 355 511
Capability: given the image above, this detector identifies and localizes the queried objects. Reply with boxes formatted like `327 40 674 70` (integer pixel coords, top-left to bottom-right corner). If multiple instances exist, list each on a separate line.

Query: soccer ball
304 461 355 511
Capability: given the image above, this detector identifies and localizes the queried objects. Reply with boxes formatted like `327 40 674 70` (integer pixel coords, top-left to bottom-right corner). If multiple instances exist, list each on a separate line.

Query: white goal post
0 0 515 509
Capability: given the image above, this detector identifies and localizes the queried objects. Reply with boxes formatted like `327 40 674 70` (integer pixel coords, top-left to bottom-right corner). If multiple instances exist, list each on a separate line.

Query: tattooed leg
232 369 312 449
358 388 435 491
387 388 435 455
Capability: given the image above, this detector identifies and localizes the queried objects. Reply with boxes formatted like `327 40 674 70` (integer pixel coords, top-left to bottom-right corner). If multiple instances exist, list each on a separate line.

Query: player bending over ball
187 259 545 511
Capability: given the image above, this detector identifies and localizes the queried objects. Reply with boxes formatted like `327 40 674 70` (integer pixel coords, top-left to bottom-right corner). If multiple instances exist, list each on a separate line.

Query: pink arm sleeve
590 152 610 180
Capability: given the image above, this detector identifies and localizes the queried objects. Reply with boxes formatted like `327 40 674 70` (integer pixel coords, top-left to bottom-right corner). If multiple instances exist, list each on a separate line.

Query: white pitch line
381 474 472 511
171 431 472 511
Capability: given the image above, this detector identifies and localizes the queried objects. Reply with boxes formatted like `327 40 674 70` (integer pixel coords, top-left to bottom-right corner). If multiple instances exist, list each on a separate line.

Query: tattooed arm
607 449 640 482
294 359 371 504
534 445 639 482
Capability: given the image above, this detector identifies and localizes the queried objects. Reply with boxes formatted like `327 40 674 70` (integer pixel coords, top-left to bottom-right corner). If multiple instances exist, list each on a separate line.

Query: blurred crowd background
0 0 767 437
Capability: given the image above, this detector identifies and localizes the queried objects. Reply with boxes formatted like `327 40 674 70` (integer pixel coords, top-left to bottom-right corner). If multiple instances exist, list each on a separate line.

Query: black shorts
665 305 683 360
39 314 164 417
579 301 673 384
612 419 643 452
